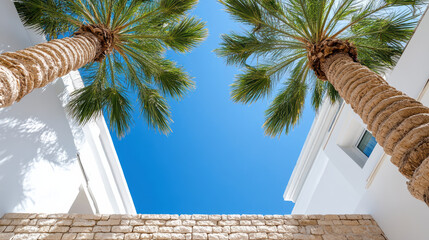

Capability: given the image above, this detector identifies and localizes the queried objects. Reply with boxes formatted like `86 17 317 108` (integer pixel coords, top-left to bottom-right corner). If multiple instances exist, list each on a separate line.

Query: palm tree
217 0 429 205
0 0 207 137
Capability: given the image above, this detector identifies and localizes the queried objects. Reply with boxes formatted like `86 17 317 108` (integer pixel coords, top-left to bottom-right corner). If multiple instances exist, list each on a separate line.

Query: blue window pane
357 131 377 157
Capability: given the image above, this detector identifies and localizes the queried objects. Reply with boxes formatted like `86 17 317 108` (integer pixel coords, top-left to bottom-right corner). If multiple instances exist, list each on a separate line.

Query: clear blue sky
111 1 315 215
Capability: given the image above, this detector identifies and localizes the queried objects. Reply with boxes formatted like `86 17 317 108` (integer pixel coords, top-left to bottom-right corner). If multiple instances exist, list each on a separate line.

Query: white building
284 8 429 240
0 0 135 216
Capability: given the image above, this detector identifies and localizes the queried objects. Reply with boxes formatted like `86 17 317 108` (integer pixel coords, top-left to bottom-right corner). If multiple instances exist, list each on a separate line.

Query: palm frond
219 0 424 136
15 0 207 137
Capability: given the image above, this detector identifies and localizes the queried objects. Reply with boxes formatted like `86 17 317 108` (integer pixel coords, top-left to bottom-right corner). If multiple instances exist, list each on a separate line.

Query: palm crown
15 0 207 137
217 0 425 137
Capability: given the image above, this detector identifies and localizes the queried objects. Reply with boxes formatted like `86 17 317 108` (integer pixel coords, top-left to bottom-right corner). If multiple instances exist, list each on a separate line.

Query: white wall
0 0 135 215
0 0 82 215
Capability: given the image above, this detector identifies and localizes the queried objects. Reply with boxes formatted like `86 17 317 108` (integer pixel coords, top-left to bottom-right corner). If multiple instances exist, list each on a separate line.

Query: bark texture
0 34 99 107
321 53 429 205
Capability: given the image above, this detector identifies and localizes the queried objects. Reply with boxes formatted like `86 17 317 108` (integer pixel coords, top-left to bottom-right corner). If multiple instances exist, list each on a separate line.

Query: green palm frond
217 0 427 136
264 59 308 137
16 0 207 137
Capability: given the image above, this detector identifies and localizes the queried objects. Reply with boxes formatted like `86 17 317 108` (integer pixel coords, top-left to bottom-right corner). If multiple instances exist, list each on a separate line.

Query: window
356 130 377 157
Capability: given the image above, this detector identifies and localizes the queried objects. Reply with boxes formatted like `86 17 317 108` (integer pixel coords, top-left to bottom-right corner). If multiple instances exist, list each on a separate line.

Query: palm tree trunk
0 34 100 107
321 53 429 206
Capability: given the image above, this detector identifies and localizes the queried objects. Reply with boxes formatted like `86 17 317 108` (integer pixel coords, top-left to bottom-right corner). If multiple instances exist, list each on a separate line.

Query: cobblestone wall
0 213 387 240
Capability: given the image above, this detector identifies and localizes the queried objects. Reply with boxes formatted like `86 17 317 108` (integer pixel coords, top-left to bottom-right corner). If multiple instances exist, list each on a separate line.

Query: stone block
317 220 333 225
61 233 77 239
197 221 217 226
68 227 92 233
240 220 252 225
46 214 69 219
112 226 132 233
192 233 208 240
2 213 31 219
124 233 140 240
11 219 30 225
265 220 283 226
120 220 130 226
324 215 340 220
351 226 368 235
14 226 49 233
268 233 284 239
97 220 120 226
249 233 268 240
158 227 173 233
129 220 145 226
70 214 101 220
139 234 152 239
358 220 372 225
0 220 11 226
182 220 196 226
173 226 192 233
152 233 172 239
208 215 222 221
192 215 209 220
76 233 94 239
193 226 213 233
308 226 324 235
179 215 192 220
12 233 40 240
165 220 181 226
208 233 228 240
322 235 347 240
140 215 170 220
92 226 111 233
240 215 258 220
170 233 186 239
293 234 320 240
72 221 95 227
56 220 73 226
218 220 238 226
94 233 124 239
4 226 14 232
345 215 362 220
0 233 14 240
283 219 299 225
231 226 257 233
256 226 277 233
277 225 299 233
341 220 359 226
300 220 318 226
251 220 265 226
49 226 70 233
227 215 241 220
144 220 165 225
229 233 249 240
133 226 158 233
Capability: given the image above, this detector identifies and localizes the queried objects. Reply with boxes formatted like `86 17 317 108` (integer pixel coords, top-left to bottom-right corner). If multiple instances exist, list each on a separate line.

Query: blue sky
111 1 315 215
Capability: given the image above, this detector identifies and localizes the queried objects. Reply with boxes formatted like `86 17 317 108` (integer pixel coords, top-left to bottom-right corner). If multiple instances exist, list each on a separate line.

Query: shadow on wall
0 80 78 214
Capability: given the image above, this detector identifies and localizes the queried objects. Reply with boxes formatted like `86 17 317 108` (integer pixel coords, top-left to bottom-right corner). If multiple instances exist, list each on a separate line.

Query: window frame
355 130 377 159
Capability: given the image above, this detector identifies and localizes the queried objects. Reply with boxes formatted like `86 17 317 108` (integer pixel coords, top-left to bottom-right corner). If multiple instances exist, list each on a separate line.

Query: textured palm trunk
0 34 100 107
321 53 429 206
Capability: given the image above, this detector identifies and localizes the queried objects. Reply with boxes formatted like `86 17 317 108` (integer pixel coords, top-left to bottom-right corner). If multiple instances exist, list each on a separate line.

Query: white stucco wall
287 7 429 240
0 0 135 215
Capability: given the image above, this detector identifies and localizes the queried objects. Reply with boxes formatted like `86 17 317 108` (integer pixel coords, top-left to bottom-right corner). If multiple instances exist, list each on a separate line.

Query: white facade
285 8 429 240
0 0 135 216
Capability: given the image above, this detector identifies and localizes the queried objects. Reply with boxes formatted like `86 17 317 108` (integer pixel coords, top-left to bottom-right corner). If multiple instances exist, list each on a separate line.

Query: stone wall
0 213 387 240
